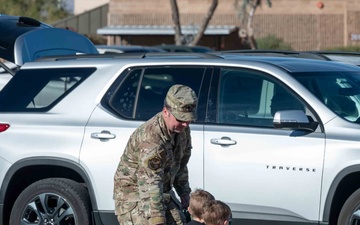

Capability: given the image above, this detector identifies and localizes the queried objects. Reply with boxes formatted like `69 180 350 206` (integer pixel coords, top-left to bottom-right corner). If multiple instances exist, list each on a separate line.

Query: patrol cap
165 84 198 121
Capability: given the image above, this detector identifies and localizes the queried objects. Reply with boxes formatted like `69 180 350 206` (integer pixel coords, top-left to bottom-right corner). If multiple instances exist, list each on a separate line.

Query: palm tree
234 0 272 49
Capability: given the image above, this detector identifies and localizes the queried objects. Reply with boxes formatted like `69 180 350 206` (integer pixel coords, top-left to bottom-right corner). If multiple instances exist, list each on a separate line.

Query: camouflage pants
116 202 146 225
116 194 185 225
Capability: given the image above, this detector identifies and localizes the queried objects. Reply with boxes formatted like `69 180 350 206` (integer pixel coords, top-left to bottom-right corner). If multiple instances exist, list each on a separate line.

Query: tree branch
190 0 218 46
169 0 183 45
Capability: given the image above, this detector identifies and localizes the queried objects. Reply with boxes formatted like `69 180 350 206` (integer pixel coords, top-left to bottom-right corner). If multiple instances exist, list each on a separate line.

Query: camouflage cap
165 84 198 121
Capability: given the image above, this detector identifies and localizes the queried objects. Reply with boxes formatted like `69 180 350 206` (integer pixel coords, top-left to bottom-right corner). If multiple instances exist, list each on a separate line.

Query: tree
169 0 182 45
0 0 70 24
169 0 218 46
234 0 272 49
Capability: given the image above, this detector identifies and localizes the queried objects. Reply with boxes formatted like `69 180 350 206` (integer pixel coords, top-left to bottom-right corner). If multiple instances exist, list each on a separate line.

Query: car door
80 65 211 223
203 67 325 225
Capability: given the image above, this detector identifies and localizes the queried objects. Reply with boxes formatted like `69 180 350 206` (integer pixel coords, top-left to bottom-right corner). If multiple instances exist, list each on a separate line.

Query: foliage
0 0 70 24
325 45 360 52
256 34 293 50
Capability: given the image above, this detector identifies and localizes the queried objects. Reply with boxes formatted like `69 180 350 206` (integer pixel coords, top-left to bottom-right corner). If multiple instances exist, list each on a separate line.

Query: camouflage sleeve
173 127 192 197
138 142 167 225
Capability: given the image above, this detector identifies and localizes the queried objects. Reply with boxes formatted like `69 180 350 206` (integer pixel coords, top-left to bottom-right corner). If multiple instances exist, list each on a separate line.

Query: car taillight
0 124 10 132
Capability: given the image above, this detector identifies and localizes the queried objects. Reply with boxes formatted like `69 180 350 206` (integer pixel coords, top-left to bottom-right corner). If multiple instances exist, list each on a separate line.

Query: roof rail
215 50 330 60
0 61 16 76
141 52 222 59
36 52 222 62
216 49 299 55
296 52 330 60
36 53 145 62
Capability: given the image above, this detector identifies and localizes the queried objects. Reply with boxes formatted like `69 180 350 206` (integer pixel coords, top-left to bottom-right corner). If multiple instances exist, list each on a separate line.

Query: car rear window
0 68 95 112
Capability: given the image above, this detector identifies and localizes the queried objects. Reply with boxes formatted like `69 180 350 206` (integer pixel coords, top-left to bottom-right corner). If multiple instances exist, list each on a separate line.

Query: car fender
0 157 98 212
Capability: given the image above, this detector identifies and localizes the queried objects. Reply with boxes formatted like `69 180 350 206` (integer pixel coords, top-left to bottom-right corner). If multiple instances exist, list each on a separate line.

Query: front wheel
9 178 92 225
338 188 360 225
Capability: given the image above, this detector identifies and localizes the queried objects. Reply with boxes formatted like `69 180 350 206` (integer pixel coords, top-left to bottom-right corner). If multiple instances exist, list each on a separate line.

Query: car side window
108 69 142 118
109 66 207 121
208 68 305 127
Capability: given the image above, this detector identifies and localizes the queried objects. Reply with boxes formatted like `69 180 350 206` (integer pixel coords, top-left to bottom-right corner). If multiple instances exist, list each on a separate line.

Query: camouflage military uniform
114 112 192 225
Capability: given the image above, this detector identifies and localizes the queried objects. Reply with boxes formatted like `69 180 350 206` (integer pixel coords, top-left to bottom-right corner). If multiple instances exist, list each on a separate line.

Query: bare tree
169 0 218 46
169 0 183 45
234 0 272 49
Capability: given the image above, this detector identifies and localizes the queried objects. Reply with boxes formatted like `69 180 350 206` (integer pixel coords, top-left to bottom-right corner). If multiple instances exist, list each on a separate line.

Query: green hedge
325 46 360 52
257 35 293 51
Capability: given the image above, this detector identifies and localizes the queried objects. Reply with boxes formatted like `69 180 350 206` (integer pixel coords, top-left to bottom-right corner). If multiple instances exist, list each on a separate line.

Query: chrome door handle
210 137 237 146
91 130 116 142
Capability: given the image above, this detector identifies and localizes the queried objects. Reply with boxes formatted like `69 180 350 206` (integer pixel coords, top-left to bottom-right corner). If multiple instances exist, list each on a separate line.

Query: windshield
294 71 360 123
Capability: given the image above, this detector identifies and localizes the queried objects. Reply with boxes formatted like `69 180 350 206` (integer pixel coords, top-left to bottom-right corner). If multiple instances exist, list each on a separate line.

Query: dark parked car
216 49 360 66
304 51 360 66
0 14 98 90
155 44 213 53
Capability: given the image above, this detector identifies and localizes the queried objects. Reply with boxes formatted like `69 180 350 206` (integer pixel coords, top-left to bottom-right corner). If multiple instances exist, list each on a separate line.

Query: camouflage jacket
114 112 192 225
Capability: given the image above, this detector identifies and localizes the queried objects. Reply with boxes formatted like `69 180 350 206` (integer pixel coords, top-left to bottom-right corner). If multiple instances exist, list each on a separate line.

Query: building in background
97 0 245 50
56 0 360 51
74 0 109 14
53 2 108 40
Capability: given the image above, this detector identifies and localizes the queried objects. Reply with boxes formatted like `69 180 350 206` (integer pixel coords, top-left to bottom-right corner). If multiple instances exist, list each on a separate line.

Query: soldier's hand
183 209 191 223
180 193 190 209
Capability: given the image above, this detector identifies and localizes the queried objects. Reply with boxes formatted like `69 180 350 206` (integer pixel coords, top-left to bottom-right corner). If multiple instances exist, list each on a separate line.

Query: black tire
9 178 91 225
338 188 360 225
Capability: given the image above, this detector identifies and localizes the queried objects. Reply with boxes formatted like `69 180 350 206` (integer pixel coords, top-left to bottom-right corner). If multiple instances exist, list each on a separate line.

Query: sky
63 0 74 13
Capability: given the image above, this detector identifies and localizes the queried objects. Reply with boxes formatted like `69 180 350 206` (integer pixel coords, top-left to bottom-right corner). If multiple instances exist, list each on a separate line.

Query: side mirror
273 110 318 132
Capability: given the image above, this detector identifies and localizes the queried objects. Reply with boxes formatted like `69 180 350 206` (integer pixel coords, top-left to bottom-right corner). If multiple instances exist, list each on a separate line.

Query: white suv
3 16 360 225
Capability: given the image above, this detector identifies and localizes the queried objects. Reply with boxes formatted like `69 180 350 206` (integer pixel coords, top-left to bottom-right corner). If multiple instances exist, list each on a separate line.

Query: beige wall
108 0 351 17
103 0 360 50
74 0 109 14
